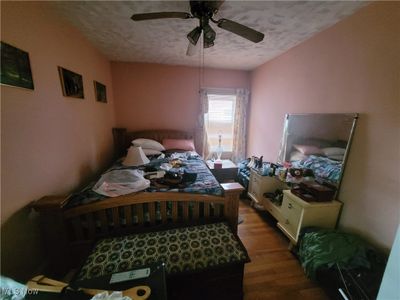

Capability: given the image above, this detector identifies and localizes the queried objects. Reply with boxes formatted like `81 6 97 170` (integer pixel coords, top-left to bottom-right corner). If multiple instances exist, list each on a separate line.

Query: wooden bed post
221 183 244 234
30 196 71 277
112 127 127 158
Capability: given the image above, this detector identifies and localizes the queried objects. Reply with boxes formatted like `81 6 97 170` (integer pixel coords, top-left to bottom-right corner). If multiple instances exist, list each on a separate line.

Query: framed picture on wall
58 66 84 99
0 41 34 90
94 80 107 103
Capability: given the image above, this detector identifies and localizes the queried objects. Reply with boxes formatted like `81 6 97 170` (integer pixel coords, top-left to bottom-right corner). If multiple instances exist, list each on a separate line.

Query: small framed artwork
0 41 34 90
94 80 107 103
58 66 84 99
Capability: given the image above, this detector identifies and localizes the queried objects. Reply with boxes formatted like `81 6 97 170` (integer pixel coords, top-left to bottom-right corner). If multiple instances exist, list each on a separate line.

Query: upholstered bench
76 222 250 300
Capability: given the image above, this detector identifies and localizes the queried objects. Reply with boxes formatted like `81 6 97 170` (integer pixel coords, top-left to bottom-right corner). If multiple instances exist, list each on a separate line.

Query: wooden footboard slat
86 213 96 239
98 210 109 234
160 202 167 223
112 208 120 229
172 202 178 222
148 202 156 224
136 204 144 225
204 203 210 218
183 202 189 221
71 218 84 241
214 203 221 218
193 202 199 219
124 206 132 226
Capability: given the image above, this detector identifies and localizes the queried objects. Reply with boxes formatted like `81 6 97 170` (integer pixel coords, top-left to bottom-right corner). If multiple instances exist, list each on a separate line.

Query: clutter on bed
68 151 223 207
122 146 150 167
93 169 150 197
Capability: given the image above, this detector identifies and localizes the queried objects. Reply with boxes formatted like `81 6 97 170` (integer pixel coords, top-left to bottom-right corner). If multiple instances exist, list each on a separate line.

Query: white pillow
328 154 345 161
142 148 162 156
132 138 165 151
322 147 346 156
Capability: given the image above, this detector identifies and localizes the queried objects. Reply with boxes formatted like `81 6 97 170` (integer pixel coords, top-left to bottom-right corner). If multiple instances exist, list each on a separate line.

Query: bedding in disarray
292 155 342 184
67 152 222 208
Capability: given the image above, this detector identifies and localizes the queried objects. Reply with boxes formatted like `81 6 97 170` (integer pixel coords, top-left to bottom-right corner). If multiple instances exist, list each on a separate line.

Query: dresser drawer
251 175 261 198
263 198 283 222
280 195 302 239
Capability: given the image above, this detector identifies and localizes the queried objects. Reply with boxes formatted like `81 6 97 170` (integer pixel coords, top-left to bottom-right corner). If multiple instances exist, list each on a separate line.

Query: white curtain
231 89 250 163
196 89 210 159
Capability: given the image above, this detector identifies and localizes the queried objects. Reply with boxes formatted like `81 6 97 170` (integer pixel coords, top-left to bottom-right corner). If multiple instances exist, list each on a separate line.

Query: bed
31 128 245 298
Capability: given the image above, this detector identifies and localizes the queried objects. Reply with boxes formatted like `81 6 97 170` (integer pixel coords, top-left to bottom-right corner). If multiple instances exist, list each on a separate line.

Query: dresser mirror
278 113 358 192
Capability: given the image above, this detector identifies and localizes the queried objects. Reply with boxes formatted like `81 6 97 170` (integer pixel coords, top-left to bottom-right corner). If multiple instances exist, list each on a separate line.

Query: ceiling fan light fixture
203 23 216 42
203 38 214 48
187 26 202 45
203 23 216 48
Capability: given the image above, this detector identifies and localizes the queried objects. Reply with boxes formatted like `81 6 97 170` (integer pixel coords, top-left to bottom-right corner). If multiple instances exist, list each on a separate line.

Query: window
206 93 236 153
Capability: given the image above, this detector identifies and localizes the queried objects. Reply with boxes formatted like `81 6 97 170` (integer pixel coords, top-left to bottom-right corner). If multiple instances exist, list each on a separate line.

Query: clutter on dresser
263 189 283 206
291 181 336 202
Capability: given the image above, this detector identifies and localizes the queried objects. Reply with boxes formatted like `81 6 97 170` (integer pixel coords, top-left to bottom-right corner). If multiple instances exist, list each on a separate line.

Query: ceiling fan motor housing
190 1 220 18
131 0 264 50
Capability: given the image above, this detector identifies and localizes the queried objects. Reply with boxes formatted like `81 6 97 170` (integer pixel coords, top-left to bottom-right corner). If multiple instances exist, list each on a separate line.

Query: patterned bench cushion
77 222 249 281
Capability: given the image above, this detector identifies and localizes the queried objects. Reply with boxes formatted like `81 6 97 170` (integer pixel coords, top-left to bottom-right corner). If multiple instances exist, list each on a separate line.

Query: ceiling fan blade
131 12 191 21
217 19 264 43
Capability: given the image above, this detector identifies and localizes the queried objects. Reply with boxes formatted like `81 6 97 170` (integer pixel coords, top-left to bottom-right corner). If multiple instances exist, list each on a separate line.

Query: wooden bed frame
31 128 244 278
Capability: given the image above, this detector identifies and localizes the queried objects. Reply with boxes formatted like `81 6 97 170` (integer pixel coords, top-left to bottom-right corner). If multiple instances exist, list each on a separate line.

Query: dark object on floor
73 262 167 300
317 250 386 300
298 228 387 300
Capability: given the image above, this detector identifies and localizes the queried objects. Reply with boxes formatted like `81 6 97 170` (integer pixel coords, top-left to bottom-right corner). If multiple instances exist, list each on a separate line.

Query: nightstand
207 159 238 183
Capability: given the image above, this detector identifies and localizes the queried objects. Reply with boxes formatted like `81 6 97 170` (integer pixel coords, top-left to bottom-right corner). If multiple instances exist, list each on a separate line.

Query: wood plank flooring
238 199 329 300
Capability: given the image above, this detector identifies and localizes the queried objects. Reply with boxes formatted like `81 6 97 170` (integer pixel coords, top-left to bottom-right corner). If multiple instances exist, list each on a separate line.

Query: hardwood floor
238 199 329 300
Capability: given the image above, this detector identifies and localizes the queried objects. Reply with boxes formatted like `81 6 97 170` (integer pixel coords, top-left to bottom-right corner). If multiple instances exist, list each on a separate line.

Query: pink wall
248 2 400 249
111 62 250 131
1 2 115 279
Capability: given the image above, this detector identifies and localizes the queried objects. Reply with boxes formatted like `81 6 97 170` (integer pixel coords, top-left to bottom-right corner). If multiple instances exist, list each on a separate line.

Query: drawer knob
288 203 292 209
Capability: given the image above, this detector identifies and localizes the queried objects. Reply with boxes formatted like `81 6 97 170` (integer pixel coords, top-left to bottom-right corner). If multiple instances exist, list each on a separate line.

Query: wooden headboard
112 128 194 158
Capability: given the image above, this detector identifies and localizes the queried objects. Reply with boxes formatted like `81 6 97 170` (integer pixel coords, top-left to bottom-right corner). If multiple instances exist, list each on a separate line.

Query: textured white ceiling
52 1 368 70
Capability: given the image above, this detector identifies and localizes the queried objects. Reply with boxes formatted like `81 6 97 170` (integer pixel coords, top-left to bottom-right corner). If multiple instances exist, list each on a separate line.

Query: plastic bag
93 169 150 197
90 291 131 300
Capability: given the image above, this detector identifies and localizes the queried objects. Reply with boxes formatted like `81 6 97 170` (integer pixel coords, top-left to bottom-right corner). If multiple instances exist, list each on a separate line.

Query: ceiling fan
131 0 264 50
